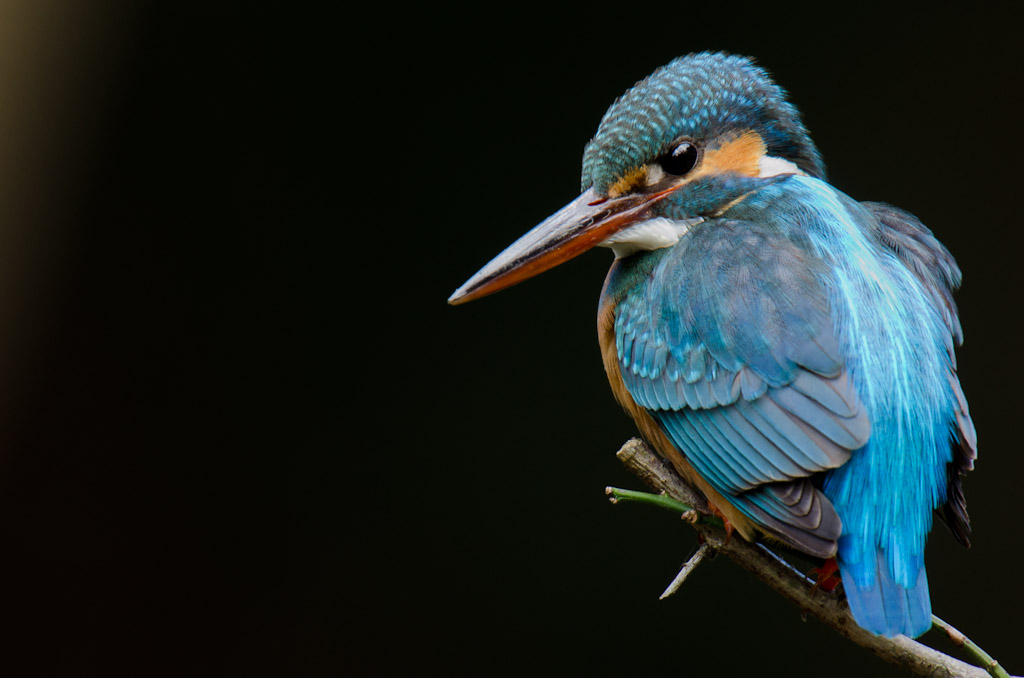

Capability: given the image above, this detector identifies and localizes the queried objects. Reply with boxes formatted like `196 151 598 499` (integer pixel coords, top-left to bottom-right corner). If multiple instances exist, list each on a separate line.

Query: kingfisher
448 52 976 638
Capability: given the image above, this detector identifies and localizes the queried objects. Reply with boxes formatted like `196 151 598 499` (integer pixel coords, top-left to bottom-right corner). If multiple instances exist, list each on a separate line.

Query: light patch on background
0 3 131 451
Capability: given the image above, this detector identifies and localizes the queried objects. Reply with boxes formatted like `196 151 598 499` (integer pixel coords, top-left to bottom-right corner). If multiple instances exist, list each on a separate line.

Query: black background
0 4 1020 676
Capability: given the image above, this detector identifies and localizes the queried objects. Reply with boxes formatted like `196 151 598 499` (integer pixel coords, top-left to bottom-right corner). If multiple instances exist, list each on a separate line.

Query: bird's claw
808 557 842 593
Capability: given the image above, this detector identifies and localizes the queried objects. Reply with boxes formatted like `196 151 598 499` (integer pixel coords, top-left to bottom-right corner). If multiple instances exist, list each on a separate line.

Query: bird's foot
708 505 734 545
808 557 842 593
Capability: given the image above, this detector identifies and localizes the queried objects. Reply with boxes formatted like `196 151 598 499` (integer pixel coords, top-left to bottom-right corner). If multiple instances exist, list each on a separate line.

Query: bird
447 52 976 638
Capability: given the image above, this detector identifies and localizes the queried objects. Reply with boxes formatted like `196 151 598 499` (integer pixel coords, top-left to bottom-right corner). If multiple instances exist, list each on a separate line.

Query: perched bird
448 52 975 638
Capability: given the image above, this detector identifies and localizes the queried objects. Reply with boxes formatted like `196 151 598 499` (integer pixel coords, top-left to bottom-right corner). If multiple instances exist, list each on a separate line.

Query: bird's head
449 52 823 305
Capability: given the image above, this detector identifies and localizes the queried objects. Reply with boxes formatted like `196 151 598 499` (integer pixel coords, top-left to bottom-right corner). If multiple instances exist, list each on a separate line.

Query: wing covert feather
613 220 869 554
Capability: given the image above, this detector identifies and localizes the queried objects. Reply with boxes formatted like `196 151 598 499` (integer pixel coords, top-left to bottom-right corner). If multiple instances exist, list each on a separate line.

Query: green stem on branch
604 486 724 528
931 615 1011 678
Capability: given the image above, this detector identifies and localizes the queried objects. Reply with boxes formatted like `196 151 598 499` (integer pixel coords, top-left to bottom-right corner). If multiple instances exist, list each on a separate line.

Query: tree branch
612 437 1016 678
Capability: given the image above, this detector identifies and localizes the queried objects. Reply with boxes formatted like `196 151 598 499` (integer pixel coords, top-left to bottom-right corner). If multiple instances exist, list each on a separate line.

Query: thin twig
612 437 1018 678
659 543 711 600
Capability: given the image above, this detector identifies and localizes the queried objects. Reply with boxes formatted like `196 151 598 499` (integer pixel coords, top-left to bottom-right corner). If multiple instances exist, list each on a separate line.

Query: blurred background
0 3 1019 676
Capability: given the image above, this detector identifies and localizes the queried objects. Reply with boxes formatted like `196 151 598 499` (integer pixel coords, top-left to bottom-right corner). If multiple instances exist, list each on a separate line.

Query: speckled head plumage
581 52 825 194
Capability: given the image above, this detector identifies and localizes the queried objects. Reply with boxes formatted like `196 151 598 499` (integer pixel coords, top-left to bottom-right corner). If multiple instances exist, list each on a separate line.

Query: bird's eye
659 142 699 176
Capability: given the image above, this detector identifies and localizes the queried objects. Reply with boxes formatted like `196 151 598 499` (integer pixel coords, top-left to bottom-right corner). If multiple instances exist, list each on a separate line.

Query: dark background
0 4 1019 676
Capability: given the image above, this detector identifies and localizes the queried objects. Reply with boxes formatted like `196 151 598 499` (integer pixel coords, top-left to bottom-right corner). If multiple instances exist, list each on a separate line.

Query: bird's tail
838 542 932 638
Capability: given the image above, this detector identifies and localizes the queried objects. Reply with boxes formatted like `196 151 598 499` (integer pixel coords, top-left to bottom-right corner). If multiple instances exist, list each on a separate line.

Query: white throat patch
599 217 704 258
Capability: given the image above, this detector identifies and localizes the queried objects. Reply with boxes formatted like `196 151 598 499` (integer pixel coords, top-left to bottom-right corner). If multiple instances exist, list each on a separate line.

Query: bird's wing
615 220 870 557
866 201 977 546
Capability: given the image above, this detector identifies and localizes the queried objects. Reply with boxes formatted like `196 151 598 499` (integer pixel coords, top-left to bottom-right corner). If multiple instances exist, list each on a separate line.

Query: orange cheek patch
699 130 766 177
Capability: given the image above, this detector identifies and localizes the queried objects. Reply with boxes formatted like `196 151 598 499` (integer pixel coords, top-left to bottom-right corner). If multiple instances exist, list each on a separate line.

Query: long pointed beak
448 187 668 305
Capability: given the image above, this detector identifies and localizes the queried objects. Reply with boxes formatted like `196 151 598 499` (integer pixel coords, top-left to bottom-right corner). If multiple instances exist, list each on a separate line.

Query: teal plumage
450 52 976 638
603 172 974 635
582 52 826 191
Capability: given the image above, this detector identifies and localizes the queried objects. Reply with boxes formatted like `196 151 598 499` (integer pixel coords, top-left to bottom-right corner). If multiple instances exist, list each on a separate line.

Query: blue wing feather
610 217 869 556
606 175 973 636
